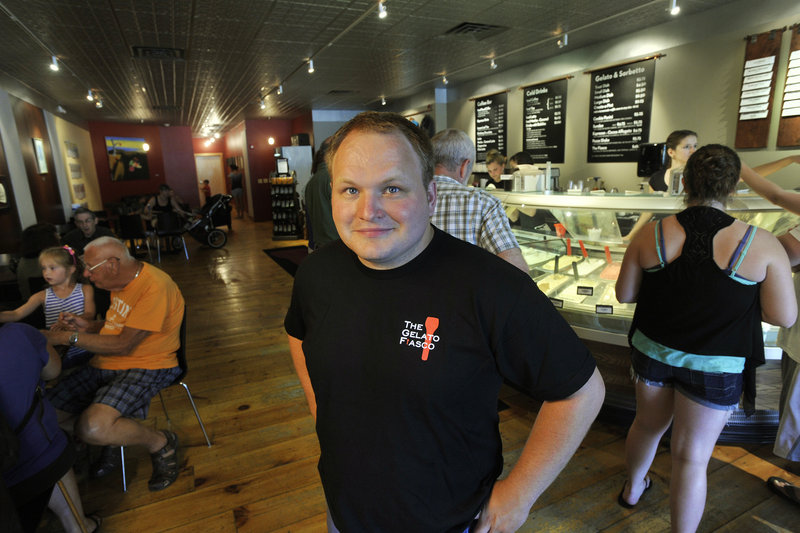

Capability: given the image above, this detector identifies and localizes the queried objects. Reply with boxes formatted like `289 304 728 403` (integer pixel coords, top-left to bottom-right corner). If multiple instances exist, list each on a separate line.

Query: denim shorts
631 347 742 410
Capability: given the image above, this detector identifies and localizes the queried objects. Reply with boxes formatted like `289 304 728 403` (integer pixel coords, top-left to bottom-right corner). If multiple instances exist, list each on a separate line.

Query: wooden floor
39 217 800 532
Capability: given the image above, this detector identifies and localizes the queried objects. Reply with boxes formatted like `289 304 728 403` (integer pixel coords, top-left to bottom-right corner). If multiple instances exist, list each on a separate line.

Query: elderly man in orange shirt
44 236 184 491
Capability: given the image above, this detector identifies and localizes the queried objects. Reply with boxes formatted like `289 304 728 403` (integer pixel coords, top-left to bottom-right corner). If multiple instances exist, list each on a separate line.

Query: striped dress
45 283 90 364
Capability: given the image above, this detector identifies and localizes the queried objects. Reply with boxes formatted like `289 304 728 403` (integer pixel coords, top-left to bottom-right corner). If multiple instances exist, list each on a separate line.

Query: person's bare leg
76 403 166 453
669 393 731 533
47 469 98 533
623 381 674 504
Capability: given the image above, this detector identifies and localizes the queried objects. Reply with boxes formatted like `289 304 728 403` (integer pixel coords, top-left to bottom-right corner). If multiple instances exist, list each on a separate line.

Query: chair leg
156 235 162 263
144 234 153 263
55 479 89 533
120 446 127 492
159 390 172 428
180 236 189 260
180 382 212 447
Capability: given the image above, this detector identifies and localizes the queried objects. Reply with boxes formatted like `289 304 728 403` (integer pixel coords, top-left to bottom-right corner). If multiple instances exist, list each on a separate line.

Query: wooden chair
119 306 212 491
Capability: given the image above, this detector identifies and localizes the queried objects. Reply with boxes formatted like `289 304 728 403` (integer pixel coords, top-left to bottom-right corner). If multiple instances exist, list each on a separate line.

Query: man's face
331 130 436 270
75 213 97 237
82 247 115 289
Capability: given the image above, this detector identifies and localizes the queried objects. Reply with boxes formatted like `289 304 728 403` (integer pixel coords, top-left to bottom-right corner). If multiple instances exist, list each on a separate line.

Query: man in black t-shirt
284 112 605 532
62 208 115 255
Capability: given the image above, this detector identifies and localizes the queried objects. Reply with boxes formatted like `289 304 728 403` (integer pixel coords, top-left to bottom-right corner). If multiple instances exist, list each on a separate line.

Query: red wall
244 118 293 221
160 126 199 208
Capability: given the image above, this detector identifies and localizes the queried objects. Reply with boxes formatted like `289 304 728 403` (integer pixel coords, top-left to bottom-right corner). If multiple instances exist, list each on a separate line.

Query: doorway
194 153 225 205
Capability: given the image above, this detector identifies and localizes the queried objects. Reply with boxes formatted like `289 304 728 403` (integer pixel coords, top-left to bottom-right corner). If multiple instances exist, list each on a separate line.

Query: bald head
84 237 139 290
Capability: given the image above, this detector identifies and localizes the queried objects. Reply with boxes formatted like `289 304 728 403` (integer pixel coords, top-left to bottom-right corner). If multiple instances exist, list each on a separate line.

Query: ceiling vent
327 89 357 95
132 46 185 60
443 22 507 41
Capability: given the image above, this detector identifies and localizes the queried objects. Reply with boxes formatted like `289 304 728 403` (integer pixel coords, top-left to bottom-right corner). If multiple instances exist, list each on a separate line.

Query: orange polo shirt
91 263 184 370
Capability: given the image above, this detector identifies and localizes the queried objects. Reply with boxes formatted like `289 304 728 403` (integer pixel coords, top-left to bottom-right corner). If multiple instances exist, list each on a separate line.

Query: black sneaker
90 446 121 479
148 430 179 491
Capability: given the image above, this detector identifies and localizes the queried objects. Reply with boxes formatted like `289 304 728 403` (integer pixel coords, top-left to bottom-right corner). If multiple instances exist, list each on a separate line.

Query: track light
381 96 386 106
670 0 680 15
142 143 150 152
49 55 59 71
308 59 315 73
95 99 103 109
490 59 497 70
277 84 283 95
259 98 266 110
442 75 448 85
557 33 568 48
378 0 387 19
213 132 220 139
86 89 94 101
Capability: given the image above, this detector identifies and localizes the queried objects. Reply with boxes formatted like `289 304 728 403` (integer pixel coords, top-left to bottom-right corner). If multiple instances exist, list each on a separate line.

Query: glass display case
489 189 800 441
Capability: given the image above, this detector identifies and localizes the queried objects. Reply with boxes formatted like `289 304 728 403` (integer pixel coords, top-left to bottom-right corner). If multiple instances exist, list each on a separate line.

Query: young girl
0 245 95 368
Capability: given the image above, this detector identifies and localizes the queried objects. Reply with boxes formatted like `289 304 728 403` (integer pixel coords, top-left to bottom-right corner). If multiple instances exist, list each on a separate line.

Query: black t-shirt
62 226 115 255
285 227 596 532
649 168 668 192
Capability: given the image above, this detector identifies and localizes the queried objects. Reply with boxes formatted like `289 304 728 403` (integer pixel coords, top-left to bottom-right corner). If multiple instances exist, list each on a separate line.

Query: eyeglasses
85 257 118 272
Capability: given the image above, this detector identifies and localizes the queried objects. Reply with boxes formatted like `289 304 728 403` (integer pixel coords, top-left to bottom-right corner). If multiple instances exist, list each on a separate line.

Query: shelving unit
270 173 303 240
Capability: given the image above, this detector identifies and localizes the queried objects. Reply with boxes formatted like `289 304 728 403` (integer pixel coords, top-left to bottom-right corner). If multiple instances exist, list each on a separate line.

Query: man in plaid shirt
431 129 528 272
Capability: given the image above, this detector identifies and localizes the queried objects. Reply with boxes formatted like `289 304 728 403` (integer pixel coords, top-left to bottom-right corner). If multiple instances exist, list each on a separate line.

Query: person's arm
778 232 800 269
288 335 317 420
616 224 651 303
0 290 45 323
751 155 800 178
473 368 605 532
622 211 653 242
740 161 800 215
143 197 155 220
41 342 61 381
81 283 96 321
497 247 529 273
169 195 189 217
43 320 150 355
759 231 797 328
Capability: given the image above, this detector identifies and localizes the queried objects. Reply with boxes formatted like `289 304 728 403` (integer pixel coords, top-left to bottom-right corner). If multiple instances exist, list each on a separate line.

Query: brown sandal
148 430 179 491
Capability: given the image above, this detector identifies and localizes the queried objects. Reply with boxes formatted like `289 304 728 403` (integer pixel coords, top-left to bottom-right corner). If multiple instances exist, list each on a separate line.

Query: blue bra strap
654 220 666 268
726 225 756 276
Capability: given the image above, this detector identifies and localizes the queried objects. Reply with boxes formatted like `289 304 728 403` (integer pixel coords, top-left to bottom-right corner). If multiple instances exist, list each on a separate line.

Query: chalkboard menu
588 59 656 162
475 92 507 161
522 79 568 163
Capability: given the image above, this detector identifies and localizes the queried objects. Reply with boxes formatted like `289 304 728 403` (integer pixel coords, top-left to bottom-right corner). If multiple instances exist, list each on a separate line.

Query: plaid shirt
431 175 519 255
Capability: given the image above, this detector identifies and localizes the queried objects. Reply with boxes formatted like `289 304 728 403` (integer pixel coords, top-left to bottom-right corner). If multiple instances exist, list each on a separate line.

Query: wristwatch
68 332 79 346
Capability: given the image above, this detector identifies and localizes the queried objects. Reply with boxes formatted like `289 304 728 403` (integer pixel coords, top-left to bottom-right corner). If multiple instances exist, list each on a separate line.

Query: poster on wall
474 91 507 161
587 58 656 163
69 163 82 179
778 25 800 148
105 136 150 181
64 141 79 159
32 138 48 173
522 78 568 164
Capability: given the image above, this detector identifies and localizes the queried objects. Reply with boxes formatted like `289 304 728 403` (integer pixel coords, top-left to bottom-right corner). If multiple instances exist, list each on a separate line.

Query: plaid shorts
47 365 182 419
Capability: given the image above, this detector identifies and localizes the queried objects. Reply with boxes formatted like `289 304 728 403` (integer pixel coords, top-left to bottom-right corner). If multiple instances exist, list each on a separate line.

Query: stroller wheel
207 228 227 248
171 236 184 250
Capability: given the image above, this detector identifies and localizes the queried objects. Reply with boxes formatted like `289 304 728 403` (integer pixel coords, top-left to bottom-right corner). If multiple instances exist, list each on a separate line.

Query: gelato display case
490 189 800 442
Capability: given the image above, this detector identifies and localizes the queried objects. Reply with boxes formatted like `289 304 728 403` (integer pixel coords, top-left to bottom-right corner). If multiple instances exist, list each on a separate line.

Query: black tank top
631 206 763 363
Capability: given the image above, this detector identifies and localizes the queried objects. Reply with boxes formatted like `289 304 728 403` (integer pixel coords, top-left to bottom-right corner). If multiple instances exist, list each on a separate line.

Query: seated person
43 237 184 492
62 208 116 256
0 323 99 533
144 184 189 229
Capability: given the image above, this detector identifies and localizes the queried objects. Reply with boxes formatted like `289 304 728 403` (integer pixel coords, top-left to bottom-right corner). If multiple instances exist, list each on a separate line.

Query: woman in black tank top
615 145 796 531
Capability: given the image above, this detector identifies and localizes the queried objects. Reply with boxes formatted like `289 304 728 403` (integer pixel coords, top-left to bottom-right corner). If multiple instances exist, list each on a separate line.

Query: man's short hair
326 111 434 187
431 129 475 177
73 207 96 220
85 236 133 260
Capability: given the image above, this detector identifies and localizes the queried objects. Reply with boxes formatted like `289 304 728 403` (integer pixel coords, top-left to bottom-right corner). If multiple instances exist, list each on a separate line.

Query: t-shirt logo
399 317 440 361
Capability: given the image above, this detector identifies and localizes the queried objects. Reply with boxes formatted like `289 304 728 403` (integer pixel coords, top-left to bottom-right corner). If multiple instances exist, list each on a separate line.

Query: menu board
475 92 507 161
588 59 656 163
522 79 567 163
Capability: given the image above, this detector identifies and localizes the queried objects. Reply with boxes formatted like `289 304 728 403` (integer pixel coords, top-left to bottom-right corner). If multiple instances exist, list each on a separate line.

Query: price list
588 59 655 162
522 79 567 163
474 91 507 161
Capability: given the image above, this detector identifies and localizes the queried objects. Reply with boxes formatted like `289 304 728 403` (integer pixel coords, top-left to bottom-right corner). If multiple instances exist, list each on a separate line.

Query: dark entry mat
264 246 308 277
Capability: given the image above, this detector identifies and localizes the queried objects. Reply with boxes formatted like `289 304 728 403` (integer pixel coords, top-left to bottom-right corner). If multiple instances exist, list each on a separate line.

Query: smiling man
284 112 605 532
62 208 116 255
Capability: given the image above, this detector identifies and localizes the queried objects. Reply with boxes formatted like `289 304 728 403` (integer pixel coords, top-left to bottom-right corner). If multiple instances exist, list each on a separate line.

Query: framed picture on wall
0 176 8 210
105 136 150 181
32 138 48 173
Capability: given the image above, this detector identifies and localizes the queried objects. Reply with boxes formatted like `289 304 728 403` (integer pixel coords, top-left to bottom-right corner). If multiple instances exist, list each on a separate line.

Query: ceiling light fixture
213 132 220 139
142 142 150 152
49 55 59 71
95 99 103 109
378 0 387 19
490 58 497 70
381 96 386 105
670 0 680 15
86 89 94 101
557 33 568 48
277 84 283 95
442 75 448 85
259 98 266 110
308 59 315 73
268 137 275 145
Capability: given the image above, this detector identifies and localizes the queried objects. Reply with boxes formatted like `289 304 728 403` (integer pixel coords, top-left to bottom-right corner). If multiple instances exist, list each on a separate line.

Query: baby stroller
184 194 232 248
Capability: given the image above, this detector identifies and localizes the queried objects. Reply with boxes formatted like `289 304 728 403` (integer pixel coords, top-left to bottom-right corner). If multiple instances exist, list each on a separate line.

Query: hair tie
62 245 76 264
